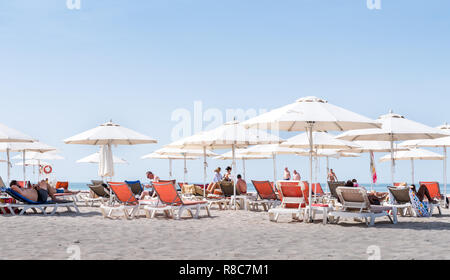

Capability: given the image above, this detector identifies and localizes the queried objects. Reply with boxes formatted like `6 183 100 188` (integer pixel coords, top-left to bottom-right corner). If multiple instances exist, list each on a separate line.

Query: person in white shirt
207 167 222 194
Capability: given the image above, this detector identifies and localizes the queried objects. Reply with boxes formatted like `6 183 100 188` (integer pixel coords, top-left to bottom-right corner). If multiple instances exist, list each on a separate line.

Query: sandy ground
0 204 449 260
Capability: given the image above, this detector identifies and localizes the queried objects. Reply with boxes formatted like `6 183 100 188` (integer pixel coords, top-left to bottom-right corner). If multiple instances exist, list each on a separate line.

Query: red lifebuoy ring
43 165 53 174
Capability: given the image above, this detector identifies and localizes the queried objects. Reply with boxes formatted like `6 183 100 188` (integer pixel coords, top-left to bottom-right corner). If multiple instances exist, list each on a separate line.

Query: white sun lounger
329 187 397 227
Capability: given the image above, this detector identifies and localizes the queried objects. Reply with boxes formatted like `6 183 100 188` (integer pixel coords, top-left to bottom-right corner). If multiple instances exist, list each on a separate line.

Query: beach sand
0 205 449 260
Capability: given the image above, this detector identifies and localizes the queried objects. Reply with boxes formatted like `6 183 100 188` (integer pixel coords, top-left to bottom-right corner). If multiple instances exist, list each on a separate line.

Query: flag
370 151 378 184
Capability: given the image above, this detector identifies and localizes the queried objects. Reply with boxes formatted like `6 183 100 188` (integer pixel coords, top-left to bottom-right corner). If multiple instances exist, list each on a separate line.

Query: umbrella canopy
343 141 409 153
281 132 361 150
215 150 271 181
77 152 128 164
64 121 157 145
379 148 444 185
166 120 283 202
238 144 307 182
0 123 34 143
242 96 381 131
141 153 198 179
0 141 57 184
337 112 447 186
243 96 379 220
151 147 218 184
12 151 64 161
16 160 50 166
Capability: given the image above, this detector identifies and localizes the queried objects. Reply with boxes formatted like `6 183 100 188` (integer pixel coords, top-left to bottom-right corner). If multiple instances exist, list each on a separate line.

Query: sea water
67 182 405 193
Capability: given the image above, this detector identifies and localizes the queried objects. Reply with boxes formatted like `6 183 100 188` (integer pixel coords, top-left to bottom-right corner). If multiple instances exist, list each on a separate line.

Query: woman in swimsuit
10 180 60 203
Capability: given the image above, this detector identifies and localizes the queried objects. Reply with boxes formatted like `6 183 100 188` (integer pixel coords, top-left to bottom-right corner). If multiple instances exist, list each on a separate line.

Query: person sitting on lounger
293 170 301 181
10 180 62 203
236 174 247 194
223 166 232 182
409 184 438 217
206 167 223 194
140 171 160 199
411 184 438 204
352 179 359 187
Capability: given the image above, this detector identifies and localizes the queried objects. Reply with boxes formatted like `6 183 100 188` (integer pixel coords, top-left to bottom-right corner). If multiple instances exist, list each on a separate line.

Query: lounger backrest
388 187 410 204
91 180 104 186
88 184 110 198
311 183 325 196
107 182 138 205
125 180 143 196
55 181 69 190
252 180 277 200
153 182 183 205
220 181 238 197
336 187 370 211
328 181 346 201
394 182 407 187
419 182 442 199
277 181 305 209
5 188 41 205
301 181 311 205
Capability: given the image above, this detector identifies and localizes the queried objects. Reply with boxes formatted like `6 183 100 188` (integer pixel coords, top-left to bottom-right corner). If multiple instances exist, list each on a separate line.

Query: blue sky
0 0 449 184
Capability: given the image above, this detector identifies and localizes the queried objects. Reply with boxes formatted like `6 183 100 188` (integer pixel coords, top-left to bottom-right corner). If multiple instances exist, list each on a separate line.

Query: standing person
327 169 338 182
293 170 301 181
283 167 291 181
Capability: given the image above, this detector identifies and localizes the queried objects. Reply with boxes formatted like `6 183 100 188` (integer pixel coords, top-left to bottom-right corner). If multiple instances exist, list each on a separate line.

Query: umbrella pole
23 151 26 187
272 153 277 183
203 147 207 198
444 146 448 207
411 159 415 185
6 149 10 185
232 145 237 210
307 123 314 222
390 136 395 187
169 159 173 179
183 154 187 186
242 159 246 182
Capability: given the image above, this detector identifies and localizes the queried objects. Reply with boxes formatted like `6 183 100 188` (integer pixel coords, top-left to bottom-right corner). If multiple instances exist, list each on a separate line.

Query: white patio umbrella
141 153 198 179
215 150 272 181
379 148 444 185
0 142 57 185
77 152 128 164
0 123 34 184
239 144 307 182
400 124 450 202
64 120 157 180
12 151 64 181
65 121 157 204
148 147 217 185
337 112 447 187
243 96 380 220
166 120 283 206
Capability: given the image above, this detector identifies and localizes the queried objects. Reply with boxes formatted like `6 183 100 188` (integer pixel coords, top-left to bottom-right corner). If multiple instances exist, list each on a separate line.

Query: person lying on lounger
10 180 63 203
410 184 438 204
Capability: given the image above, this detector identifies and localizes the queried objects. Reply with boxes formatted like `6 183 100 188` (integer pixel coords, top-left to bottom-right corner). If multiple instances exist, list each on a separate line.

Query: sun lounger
0 176 6 188
268 181 306 222
219 181 252 210
385 186 414 217
327 181 346 203
52 181 80 202
78 184 110 206
416 182 443 215
100 182 157 219
329 187 397 227
145 182 210 220
0 187 79 216
249 180 281 211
